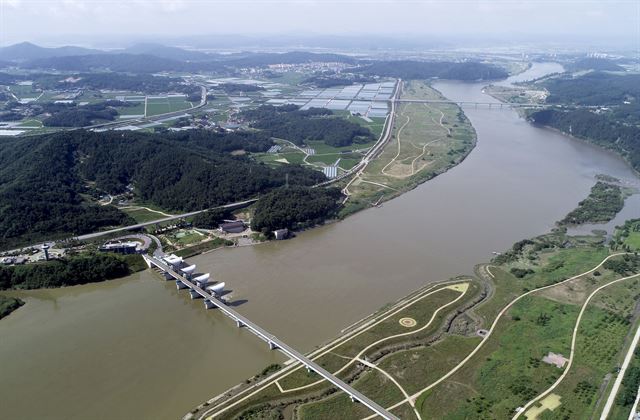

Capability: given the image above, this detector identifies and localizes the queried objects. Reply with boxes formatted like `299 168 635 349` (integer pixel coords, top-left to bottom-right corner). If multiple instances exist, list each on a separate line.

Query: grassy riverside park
341 80 476 216
186 81 640 420
190 225 640 420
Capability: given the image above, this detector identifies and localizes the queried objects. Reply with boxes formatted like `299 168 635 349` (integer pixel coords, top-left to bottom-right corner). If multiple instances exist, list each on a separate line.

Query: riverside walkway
144 254 398 420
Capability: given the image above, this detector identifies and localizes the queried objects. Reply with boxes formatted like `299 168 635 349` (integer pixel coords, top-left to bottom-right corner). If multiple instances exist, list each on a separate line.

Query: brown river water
2 63 639 419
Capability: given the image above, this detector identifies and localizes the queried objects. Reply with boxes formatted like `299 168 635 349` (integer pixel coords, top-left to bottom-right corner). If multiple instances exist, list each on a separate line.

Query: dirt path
120 206 174 217
276 283 469 394
380 113 411 177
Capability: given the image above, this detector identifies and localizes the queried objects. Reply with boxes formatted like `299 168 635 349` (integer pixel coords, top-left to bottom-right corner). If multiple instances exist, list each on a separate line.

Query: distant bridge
144 254 399 420
392 98 546 108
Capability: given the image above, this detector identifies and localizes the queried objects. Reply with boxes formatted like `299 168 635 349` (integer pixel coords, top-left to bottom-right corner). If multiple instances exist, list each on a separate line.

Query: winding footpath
361 253 634 419
198 279 463 420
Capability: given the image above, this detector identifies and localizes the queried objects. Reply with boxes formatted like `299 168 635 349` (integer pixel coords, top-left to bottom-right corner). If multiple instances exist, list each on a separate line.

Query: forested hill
565 57 624 72
529 72 640 171
0 130 324 250
242 105 374 147
543 72 640 106
354 60 508 81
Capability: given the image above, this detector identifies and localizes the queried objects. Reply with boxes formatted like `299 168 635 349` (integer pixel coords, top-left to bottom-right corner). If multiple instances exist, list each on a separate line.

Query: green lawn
122 207 166 223
145 97 193 116
173 237 233 258
117 103 145 116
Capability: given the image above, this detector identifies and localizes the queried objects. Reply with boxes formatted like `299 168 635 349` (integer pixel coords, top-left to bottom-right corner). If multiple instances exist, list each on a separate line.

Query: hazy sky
0 0 638 47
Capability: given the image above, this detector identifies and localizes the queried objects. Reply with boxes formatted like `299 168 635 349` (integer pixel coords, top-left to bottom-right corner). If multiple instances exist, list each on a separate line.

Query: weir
143 253 398 420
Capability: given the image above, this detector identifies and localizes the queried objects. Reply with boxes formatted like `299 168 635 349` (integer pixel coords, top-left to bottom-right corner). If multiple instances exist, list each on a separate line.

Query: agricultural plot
8 83 40 100
116 102 146 117
145 95 194 117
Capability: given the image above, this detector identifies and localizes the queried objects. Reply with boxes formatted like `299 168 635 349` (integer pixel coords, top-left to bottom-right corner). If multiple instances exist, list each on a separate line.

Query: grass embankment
173 237 233 258
194 229 627 420
0 295 24 319
341 80 476 216
559 181 625 226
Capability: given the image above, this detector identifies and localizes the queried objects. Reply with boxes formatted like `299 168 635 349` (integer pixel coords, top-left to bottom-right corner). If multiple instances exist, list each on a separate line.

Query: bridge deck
146 255 398 420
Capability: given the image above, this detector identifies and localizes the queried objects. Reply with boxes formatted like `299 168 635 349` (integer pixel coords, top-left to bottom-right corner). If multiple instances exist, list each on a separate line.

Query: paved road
600 323 640 419
2 199 256 255
317 78 401 188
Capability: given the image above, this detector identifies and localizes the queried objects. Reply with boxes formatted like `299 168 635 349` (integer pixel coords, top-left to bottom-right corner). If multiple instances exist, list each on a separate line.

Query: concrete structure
274 228 289 240
0 256 27 265
219 220 245 234
542 352 569 369
99 241 139 255
143 254 398 420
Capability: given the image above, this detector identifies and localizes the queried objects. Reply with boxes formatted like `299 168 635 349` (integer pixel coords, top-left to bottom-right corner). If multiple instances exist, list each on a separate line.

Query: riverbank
0 295 24 319
340 80 477 216
193 227 640 419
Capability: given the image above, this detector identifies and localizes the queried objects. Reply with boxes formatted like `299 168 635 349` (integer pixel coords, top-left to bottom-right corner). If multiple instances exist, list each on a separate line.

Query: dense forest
0 129 324 249
559 182 624 225
355 60 508 81
529 108 640 170
54 73 187 93
0 253 135 290
42 101 122 127
192 208 232 229
543 72 640 105
529 72 640 171
564 58 624 72
251 186 343 233
243 105 374 147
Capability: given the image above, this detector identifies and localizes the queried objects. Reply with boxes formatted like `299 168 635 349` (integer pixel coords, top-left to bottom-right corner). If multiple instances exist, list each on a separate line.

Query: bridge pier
268 341 277 350
204 300 216 310
189 289 202 300
163 271 173 280
236 319 244 328
143 256 153 269
176 280 188 290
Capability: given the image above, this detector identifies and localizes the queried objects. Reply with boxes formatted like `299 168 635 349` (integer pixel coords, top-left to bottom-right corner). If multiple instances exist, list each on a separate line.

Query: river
1 62 638 420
